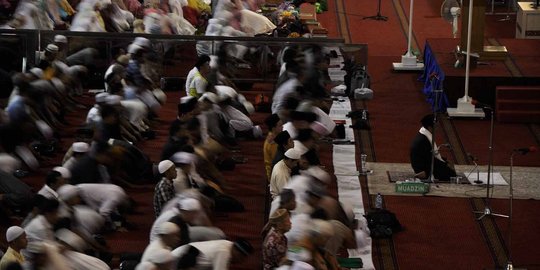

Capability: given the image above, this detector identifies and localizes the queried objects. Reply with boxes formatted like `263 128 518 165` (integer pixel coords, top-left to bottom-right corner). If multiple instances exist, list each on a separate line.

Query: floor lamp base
473 206 509 220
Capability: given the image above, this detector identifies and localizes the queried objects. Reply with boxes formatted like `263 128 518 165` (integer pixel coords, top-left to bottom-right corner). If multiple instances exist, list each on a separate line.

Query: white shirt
86 105 102 124
140 239 170 263
37 185 59 200
185 67 198 96
271 77 301 114
419 127 444 161
76 184 127 217
24 215 55 243
171 240 234 270
269 160 292 199
150 208 179 242
63 250 110 270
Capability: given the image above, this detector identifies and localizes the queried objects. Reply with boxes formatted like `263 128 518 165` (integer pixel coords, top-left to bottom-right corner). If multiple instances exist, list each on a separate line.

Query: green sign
395 181 430 194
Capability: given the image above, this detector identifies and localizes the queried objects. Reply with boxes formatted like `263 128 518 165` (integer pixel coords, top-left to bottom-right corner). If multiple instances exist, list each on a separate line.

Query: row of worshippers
2 0 276 37
0 36 161 186
0 162 134 269
0 34 93 180
257 45 371 269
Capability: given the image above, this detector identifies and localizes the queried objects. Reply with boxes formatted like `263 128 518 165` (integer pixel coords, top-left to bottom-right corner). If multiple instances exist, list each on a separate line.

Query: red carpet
387 195 493 270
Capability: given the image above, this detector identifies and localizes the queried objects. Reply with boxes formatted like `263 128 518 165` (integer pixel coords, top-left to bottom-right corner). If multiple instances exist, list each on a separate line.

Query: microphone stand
428 77 442 183
466 157 481 184
363 0 388 21
505 151 516 270
474 108 508 220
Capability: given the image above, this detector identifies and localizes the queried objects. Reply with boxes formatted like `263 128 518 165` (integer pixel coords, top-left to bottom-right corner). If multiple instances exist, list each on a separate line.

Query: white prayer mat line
331 97 375 270
468 172 508 186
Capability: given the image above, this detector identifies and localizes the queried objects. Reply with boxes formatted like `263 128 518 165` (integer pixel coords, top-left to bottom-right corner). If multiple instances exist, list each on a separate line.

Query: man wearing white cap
171 238 253 269
154 160 177 217
86 92 110 125
76 183 128 223
53 35 68 61
37 170 67 200
62 141 90 171
171 151 203 193
270 148 300 199
151 198 223 243
0 226 27 269
37 44 58 70
185 55 211 97
141 222 181 263
54 229 110 270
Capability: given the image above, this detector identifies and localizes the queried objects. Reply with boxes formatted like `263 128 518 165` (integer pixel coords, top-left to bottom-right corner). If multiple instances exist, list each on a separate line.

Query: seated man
409 114 456 181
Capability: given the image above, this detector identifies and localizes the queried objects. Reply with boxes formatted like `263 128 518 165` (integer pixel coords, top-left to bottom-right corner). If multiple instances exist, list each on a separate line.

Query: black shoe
350 121 371 130
13 169 29 178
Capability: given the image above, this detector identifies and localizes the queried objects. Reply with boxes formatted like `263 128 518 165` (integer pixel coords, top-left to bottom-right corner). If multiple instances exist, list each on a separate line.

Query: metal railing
0 30 367 88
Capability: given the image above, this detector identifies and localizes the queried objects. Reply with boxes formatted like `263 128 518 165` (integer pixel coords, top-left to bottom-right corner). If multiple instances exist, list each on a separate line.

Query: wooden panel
460 0 486 53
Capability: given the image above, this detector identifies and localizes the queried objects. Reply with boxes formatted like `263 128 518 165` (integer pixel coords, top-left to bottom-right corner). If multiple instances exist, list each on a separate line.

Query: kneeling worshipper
409 114 456 181
171 239 254 269
154 160 177 217
141 222 181 262
270 148 301 199
0 226 27 269
262 209 292 270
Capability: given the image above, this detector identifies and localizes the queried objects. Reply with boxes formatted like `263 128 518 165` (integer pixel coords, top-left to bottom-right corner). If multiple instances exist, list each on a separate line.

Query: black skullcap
280 188 295 203
290 111 317 123
194 55 211 69
264 114 281 130
38 198 60 214
310 208 329 220
284 97 300 111
274 130 291 146
295 129 314 142
421 114 435 129
233 238 253 256
178 96 198 114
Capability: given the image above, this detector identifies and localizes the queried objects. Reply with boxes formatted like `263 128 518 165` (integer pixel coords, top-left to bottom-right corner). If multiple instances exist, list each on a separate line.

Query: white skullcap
128 44 144 54
198 92 218 104
158 160 174 174
26 242 45 254
135 262 157 270
72 142 90 153
291 261 315 270
53 166 71 179
215 85 237 101
146 248 173 264
54 35 68 43
179 198 201 211
284 148 301 160
46 44 59 53
293 141 309 156
133 37 152 49
106 94 122 105
310 121 330 136
171 152 196 165
180 96 196 104
301 166 330 184
55 228 86 252
29 67 43 79
95 92 110 103
286 246 312 262
157 222 180 235
6 226 25 242
57 184 80 201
